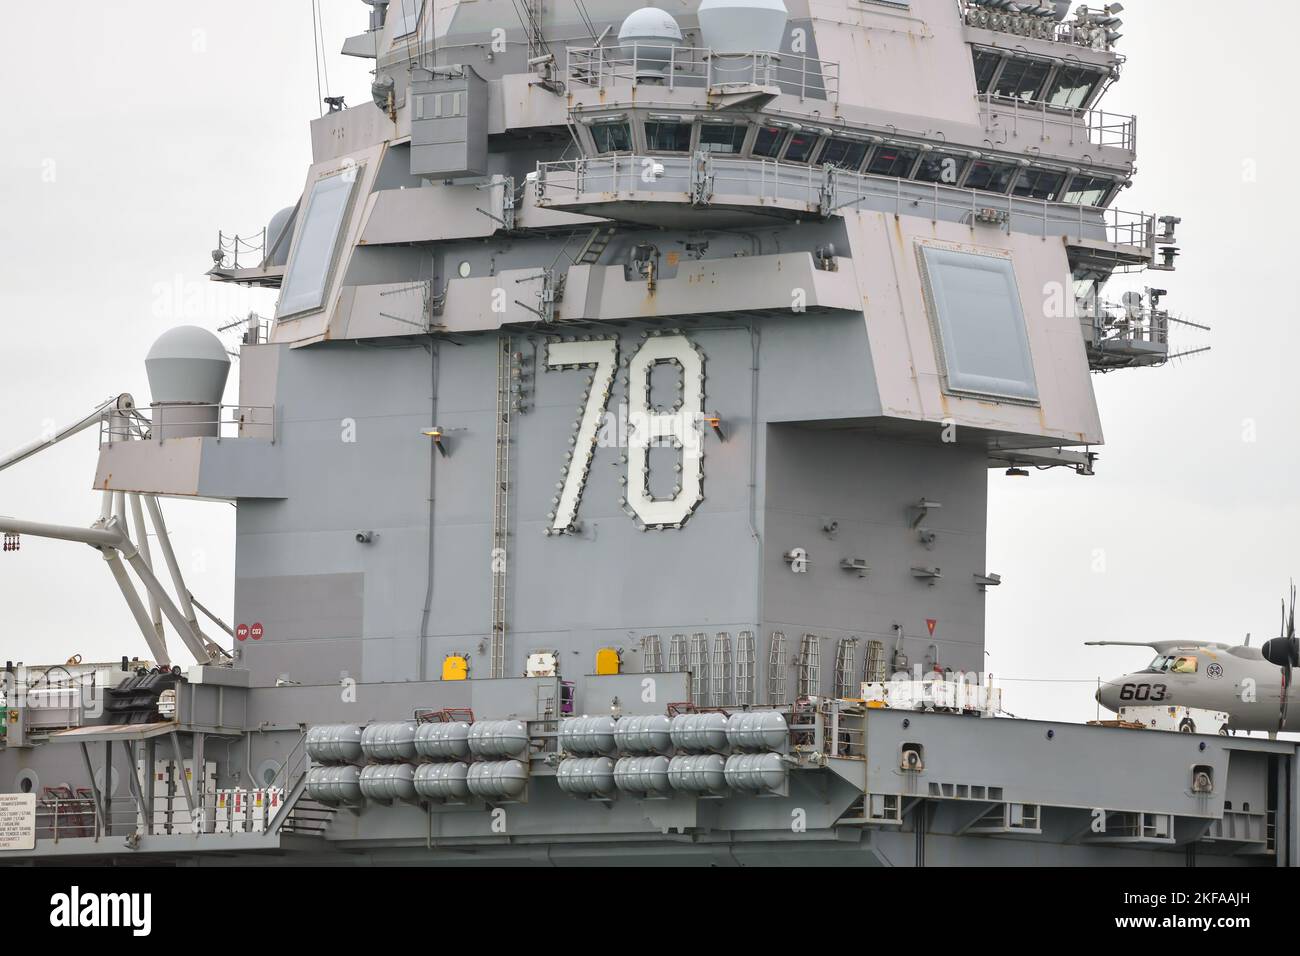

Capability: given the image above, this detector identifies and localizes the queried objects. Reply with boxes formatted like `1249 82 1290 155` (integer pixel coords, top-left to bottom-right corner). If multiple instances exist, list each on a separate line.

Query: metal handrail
267 729 310 795
535 154 1157 251
566 44 839 102
1088 307 1170 347
36 795 145 843
978 92 1136 152
99 404 276 445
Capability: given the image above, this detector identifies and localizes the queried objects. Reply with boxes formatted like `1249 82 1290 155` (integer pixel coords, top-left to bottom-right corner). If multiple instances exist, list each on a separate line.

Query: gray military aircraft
1089 586 1299 735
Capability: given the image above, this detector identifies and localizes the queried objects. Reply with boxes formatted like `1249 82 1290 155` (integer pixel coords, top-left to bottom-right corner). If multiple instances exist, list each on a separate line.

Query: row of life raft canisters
303 720 530 807
302 711 792 807
556 712 790 798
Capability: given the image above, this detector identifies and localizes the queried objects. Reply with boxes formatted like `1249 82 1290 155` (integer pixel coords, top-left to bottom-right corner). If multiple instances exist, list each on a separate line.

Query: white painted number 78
546 334 706 534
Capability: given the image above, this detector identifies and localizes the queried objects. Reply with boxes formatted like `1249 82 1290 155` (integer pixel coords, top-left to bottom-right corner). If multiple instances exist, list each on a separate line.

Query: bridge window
963 159 1017 194
817 137 868 170
1062 174 1114 207
591 121 632 153
866 145 919 178
1012 167 1066 201
915 151 969 185
699 123 748 154
752 125 786 158
992 57 1052 102
972 48 1002 94
645 121 692 152
783 131 819 163
1047 65 1103 110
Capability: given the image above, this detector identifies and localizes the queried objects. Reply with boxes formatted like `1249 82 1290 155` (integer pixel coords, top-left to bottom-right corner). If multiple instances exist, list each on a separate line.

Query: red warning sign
926 618 937 636
235 624 250 642
250 622 265 641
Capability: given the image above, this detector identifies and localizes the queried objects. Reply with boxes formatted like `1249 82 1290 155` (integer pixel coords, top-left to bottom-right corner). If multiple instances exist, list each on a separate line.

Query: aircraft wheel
1218 727 1229 736
1179 718 1195 733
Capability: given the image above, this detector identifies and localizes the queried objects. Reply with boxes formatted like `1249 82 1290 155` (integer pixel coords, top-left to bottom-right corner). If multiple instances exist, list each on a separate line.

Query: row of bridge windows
587 118 1119 207
972 46 1109 110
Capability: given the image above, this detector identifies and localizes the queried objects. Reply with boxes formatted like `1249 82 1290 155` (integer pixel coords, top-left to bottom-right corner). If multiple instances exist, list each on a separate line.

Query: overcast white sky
0 2 1294 734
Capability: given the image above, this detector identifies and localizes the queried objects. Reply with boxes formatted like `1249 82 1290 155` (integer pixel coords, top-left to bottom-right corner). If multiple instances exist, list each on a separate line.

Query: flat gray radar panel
918 244 1039 404
390 0 424 39
278 170 358 319
410 69 489 180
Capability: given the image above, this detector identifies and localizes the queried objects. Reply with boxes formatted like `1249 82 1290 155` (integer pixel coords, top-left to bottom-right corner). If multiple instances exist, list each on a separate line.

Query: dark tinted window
915 152 968 185
866 145 920 178
753 126 786 158
1012 168 1067 201
591 122 632 153
817 138 868 169
699 123 748 154
783 132 818 163
992 58 1052 102
645 121 692 152
965 160 1017 194
972 49 1002 93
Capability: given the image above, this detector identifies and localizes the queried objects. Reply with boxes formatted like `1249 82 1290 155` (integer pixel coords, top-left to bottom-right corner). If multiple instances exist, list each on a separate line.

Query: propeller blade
1282 663 1291 733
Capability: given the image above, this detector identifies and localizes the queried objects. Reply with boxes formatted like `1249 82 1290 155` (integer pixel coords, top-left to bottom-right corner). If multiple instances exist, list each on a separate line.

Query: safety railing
1082 305 1172 370
214 229 266 271
978 93 1136 152
99 404 276 445
566 44 839 102
535 154 1159 253
36 795 147 843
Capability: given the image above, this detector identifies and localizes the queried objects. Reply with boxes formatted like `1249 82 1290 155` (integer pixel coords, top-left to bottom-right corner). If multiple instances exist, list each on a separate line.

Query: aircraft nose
1096 681 1120 713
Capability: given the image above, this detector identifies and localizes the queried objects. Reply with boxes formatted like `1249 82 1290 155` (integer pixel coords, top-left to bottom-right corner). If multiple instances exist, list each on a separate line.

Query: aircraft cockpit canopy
1145 654 1199 675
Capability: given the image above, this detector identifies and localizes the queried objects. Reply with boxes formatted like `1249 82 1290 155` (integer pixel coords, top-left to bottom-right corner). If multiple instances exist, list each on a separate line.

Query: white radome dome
145 325 231 406
618 6 684 46
618 6 684 75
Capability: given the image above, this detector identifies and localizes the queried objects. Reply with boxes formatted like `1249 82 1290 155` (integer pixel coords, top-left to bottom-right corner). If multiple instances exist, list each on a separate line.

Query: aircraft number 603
1118 683 1169 702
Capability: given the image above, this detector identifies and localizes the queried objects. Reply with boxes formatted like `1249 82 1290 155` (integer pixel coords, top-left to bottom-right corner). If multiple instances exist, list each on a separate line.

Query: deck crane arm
0 394 138 475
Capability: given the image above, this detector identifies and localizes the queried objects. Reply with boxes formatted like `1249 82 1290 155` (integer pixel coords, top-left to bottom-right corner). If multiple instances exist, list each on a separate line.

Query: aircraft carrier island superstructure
1 0 1293 867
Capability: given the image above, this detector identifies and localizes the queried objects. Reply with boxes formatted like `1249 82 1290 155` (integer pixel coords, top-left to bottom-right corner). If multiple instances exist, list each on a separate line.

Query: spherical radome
145 325 231 406
618 6 684 76
618 6 684 46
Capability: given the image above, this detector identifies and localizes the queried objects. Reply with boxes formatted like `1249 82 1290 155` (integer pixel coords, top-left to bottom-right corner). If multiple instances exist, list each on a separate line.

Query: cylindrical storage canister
305 765 364 806
613 714 673 755
724 753 787 793
305 724 364 764
556 757 617 797
559 715 618 755
414 721 472 761
466 759 529 799
667 754 729 794
360 721 419 762
359 763 417 803
613 756 674 796
670 713 730 754
468 720 530 759
414 762 471 801
726 712 789 753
